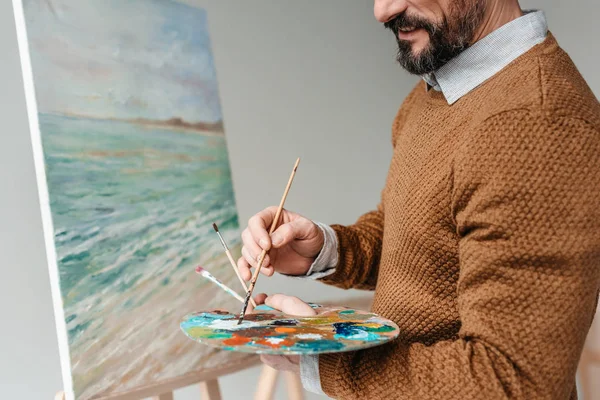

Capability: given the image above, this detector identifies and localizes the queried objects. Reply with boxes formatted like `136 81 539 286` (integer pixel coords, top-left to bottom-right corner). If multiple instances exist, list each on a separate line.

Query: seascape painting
16 0 250 398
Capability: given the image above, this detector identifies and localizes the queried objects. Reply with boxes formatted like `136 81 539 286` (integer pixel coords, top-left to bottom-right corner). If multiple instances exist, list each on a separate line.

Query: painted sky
23 0 223 123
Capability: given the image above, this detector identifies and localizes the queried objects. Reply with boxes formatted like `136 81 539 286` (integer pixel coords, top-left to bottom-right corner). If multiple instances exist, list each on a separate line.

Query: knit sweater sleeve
317 110 600 399
316 204 385 291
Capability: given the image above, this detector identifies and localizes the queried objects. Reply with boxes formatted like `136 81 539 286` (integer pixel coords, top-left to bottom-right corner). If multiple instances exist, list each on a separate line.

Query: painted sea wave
41 113 249 397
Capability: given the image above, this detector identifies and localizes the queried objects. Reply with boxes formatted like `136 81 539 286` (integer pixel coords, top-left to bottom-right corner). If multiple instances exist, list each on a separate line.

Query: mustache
383 13 438 36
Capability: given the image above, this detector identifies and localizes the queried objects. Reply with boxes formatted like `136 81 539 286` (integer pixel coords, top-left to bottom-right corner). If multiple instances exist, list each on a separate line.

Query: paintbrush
212 222 257 307
237 157 300 324
195 265 245 303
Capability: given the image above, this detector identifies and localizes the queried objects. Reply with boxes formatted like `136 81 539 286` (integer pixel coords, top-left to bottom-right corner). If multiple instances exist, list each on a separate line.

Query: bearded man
238 1 600 398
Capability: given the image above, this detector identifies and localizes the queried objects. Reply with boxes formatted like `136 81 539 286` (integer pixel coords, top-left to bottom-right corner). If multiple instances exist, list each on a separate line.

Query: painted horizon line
40 111 225 135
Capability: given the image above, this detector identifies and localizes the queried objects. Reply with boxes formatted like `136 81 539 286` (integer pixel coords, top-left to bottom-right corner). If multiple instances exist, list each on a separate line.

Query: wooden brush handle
225 249 257 307
249 157 300 287
239 158 300 319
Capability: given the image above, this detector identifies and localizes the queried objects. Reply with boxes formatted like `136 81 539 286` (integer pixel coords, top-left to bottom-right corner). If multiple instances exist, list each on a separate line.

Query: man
238 0 600 398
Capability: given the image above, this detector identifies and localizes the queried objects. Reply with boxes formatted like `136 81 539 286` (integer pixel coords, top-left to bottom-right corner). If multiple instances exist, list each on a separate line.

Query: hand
238 207 324 279
254 294 317 374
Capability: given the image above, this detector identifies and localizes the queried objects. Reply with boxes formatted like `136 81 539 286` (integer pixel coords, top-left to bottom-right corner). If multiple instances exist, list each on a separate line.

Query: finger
241 229 264 264
242 246 271 268
260 265 275 277
254 293 268 305
248 206 278 250
265 294 317 317
241 246 271 271
237 256 252 281
251 262 275 278
238 254 275 281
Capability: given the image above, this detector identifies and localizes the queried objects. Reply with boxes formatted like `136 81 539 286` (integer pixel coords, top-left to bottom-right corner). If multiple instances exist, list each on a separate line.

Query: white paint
341 331 369 341
294 333 323 340
210 319 260 330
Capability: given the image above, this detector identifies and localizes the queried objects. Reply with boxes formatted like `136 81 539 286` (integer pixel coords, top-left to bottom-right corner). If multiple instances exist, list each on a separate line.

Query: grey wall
1 1 597 399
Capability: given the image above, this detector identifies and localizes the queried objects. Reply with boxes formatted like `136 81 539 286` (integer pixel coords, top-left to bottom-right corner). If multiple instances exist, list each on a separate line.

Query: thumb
270 219 311 248
265 294 316 317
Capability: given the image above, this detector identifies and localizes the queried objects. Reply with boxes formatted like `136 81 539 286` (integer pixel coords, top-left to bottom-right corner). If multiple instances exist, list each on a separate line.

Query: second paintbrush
212 222 257 308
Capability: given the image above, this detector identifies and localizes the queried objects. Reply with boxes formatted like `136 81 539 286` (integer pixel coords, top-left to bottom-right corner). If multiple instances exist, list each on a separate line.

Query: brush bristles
212 223 219 232
238 291 253 324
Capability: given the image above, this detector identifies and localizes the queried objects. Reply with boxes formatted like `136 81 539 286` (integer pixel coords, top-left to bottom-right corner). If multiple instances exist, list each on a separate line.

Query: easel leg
200 379 222 400
284 372 304 400
152 392 174 400
254 365 279 400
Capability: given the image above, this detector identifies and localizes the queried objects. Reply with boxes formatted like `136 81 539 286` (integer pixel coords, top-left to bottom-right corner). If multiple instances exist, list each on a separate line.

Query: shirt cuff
300 354 325 395
304 222 337 279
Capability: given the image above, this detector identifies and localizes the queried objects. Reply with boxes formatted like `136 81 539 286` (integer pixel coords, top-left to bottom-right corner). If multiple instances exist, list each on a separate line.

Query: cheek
410 0 445 20
408 0 450 31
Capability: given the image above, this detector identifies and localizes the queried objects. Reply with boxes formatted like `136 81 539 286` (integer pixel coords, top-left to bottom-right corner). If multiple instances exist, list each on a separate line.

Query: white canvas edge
10 1 75 399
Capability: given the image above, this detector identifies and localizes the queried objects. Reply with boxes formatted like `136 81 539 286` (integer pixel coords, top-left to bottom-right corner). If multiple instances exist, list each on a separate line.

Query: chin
410 41 430 57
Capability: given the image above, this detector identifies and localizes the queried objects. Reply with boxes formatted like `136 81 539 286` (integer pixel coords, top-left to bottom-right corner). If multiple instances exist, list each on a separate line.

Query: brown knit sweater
318 34 600 399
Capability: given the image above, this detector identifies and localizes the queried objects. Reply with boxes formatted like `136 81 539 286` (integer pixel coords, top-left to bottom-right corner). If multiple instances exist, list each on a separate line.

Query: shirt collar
422 10 548 104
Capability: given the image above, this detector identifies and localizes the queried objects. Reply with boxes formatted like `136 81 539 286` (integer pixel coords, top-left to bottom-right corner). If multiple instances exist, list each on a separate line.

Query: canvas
12 0 251 398
181 304 400 355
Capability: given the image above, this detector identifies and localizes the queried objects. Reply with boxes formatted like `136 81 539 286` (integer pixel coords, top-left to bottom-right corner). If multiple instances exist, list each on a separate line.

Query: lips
396 26 424 41
398 27 415 32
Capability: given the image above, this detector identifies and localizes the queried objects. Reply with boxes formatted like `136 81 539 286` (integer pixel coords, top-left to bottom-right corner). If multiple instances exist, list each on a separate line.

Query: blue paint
291 340 345 352
339 310 355 315
334 331 381 342
333 322 383 342
254 304 275 311
199 312 235 320
180 312 234 329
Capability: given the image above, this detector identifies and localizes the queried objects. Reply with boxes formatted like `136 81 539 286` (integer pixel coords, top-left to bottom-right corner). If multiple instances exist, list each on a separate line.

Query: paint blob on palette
180 304 400 355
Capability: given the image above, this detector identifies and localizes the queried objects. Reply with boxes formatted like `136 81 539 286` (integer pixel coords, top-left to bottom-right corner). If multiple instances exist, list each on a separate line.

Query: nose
374 0 408 23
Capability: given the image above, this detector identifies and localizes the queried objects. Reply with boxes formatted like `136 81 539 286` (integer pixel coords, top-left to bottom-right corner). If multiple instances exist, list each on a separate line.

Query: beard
384 1 486 75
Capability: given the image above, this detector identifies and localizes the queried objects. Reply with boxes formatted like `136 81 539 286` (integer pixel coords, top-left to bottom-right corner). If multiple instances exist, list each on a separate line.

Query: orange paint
275 327 296 333
256 337 295 348
223 334 251 346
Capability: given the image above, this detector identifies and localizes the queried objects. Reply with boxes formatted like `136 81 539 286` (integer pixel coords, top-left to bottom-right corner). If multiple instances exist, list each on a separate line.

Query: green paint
364 324 396 333
65 314 77 323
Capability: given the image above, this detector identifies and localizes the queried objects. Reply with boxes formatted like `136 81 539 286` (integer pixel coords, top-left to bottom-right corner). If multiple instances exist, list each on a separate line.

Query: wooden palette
180 303 400 355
